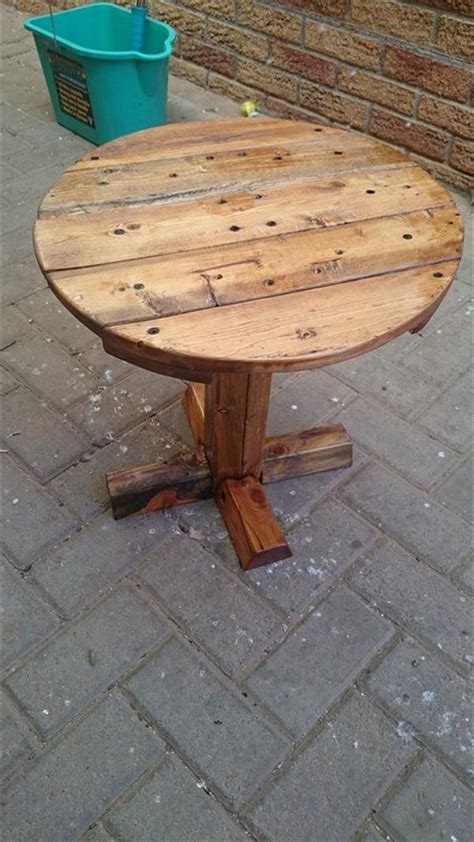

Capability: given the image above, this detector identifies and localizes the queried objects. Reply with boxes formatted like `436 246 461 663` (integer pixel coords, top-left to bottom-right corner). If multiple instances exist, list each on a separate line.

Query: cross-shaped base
106 375 353 570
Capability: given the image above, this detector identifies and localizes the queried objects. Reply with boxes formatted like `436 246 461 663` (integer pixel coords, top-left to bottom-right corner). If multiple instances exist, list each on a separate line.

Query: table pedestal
106 374 353 570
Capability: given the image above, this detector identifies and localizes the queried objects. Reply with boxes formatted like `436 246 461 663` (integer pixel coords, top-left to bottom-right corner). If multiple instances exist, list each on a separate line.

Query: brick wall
11 0 474 190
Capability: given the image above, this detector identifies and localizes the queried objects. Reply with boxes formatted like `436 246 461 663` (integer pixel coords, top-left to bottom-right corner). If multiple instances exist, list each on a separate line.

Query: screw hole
238 151 247 157
215 273 223 280
147 327 160 335
314 128 322 132
134 283 145 290
169 172 178 178
273 154 282 160
433 272 443 277
230 225 240 232
366 189 375 194
334 150 343 155
114 228 125 235
263 279 274 286
335 249 344 255
206 155 214 160
118 286 126 292
90 155 99 160
266 220 277 227
403 234 413 240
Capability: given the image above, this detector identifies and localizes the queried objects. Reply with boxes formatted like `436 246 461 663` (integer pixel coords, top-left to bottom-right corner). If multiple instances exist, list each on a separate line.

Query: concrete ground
1 5 473 840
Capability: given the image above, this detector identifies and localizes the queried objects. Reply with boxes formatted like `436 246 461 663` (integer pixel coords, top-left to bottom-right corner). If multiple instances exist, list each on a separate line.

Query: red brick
236 58 297 102
272 43 337 87
266 96 331 126
450 138 474 175
370 107 450 161
208 71 262 106
180 38 234 78
169 55 207 86
208 19 268 61
299 80 368 128
238 0 302 45
423 0 472 17
177 0 234 16
350 0 435 46
338 68 415 115
435 15 474 61
150 0 205 37
281 0 347 17
383 46 472 103
409 154 473 191
305 21 381 69
418 95 474 141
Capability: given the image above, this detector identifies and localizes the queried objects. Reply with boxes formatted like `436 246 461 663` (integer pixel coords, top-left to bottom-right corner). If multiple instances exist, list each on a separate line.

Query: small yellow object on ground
240 100 259 117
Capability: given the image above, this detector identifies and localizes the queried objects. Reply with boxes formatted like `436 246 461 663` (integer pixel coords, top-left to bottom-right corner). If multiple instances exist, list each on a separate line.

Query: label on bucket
48 51 95 128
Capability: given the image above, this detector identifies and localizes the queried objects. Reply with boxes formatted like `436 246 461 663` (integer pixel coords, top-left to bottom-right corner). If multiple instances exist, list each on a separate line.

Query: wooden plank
72 117 338 171
263 424 352 482
182 382 206 445
102 260 459 375
39 133 407 213
36 166 451 272
42 203 461 333
106 448 212 519
204 372 271 485
216 475 292 570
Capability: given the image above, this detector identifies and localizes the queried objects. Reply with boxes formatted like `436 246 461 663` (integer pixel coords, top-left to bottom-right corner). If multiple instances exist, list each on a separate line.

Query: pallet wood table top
34 117 463 381
33 118 463 570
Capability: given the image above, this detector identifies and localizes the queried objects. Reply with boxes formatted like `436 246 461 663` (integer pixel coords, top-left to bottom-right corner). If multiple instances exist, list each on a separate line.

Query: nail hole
206 155 214 160
215 273 223 280
114 228 125 235
263 279 274 286
403 234 413 240
314 128 322 132
366 189 375 194
218 198 227 204
273 154 282 160
238 151 247 157
169 172 178 178
266 220 277 227
253 193 262 199
147 327 160 335
335 249 344 255
433 272 443 277
230 225 240 232
134 283 145 290
118 286 126 292
103 168 114 174
90 155 99 160
404 184 411 188
334 150 343 155
98 180 109 186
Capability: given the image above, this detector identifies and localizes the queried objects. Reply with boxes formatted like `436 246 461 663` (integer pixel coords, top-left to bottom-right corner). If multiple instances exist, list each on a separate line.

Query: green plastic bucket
24 3 176 145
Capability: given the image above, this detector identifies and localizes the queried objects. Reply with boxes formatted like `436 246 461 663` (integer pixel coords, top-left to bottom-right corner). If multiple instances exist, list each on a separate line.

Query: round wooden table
34 117 463 569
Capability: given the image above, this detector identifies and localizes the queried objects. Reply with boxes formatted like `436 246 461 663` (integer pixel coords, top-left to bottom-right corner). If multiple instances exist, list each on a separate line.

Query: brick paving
1 6 472 840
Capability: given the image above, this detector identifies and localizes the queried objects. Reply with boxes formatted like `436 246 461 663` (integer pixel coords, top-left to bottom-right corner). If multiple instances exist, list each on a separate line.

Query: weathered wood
106 448 212 519
182 382 206 445
102 260 459 377
263 424 352 482
216 475 292 570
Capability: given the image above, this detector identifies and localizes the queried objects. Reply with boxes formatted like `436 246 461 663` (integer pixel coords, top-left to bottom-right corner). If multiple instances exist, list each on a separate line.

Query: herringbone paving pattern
1 7 472 840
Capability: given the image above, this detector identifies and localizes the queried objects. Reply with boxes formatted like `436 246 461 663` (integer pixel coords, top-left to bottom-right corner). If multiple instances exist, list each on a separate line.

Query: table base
106 379 353 570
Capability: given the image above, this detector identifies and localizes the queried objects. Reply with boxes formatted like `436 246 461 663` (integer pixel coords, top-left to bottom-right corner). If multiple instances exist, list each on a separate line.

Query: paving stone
158 396 201 449
453 558 474 594
68 368 183 446
1 555 59 671
1 304 35 348
378 755 472 842
361 825 390 842
140 535 284 679
418 371 473 451
32 511 174 618
401 306 472 386
18 288 98 353
1 225 33 267
1 692 166 842
247 692 415 841
349 540 473 670
1 694 37 784
266 370 356 436
106 755 248 841
2 388 89 481
78 344 132 383
1 256 47 306
11 137 89 175
1 334 98 409
436 455 473 522
126 637 288 809
0 367 18 395
6 584 170 737
329 354 439 418
243 497 377 621
246 586 393 739
339 463 472 574
2 196 39 236
336 398 456 487
81 825 113 842
49 419 182 521
2 456 78 569
364 639 473 781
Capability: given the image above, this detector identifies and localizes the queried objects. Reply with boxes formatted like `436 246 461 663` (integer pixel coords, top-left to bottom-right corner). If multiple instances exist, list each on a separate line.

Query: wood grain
182 382 206 446
263 424 352 482
216 475 292 570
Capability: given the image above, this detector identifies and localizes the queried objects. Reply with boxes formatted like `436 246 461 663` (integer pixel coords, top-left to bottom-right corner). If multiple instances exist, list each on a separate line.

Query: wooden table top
34 117 463 380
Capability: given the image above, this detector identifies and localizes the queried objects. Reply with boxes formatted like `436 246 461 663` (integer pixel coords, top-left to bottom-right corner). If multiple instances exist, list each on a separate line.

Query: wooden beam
263 424 352 482
216 476 292 570
182 382 205 446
